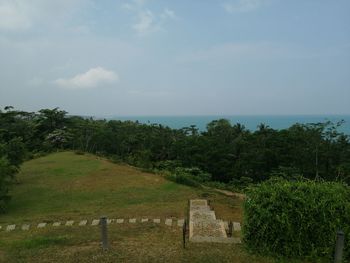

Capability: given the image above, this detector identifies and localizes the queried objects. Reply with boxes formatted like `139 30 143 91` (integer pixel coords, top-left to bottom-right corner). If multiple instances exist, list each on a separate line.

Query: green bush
160 165 211 187
154 160 183 171
165 173 200 187
173 167 211 183
243 178 350 260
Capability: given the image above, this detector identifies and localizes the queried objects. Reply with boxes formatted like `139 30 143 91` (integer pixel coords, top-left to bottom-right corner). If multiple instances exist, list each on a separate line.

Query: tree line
1 106 349 210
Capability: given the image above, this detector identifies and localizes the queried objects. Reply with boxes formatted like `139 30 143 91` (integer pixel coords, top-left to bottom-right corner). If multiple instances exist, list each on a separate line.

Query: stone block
177 219 184 227
190 210 216 221
233 222 241 231
21 224 30 231
37 223 47 228
52 222 61 227
78 220 88 226
6 225 15 231
107 219 114 225
65 220 74 226
165 218 172 226
91 219 100 226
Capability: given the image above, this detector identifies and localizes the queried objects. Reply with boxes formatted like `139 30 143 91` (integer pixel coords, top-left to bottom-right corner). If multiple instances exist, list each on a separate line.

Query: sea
103 115 350 135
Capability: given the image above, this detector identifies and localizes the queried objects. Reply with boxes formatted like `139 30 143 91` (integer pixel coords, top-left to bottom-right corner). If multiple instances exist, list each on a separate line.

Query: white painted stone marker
66 220 74 226
116 219 124 224
107 219 114 225
177 219 184 227
91 219 100 226
233 222 241 231
6 225 15 231
129 218 136 223
165 218 172 226
141 218 148 223
52 222 61 227
78 220 88 226
37 223 47 228
22 224 30 231
153 218 160 223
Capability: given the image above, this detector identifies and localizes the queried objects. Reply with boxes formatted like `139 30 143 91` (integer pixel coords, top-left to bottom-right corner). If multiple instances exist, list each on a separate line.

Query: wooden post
183 219 187 249
100 216 108 250
228 221 233 237
334 230 344 263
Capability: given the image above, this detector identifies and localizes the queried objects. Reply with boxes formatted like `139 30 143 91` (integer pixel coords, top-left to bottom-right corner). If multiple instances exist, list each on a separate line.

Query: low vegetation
243 178 350 260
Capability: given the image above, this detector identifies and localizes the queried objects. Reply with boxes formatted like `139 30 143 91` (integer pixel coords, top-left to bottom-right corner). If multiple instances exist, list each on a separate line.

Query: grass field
0 152 307 262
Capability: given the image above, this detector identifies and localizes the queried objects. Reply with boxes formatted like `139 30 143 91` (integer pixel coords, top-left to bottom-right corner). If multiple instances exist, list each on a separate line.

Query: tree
0 151 18 212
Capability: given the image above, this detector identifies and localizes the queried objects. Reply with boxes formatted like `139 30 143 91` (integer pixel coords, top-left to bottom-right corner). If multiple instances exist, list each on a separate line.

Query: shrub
164 167 205 187
165 173 200 187
173 167 211 183
160 165 211 187
243 178 350 260
154 160 183 171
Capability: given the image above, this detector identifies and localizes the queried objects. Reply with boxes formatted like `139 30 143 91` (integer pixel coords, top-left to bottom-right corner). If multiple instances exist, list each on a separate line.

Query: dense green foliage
0 107 27 211
243 179 350 259
0 106 350 210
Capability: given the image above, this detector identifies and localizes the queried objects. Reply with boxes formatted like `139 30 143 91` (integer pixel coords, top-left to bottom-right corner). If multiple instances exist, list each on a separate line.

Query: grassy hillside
0 152 286 262
0 152 241 224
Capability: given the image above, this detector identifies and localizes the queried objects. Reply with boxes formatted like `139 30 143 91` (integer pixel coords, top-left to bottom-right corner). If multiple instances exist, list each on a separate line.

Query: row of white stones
0 219 241 232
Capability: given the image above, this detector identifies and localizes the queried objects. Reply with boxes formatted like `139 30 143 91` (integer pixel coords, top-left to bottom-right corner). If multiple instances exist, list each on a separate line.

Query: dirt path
202 185 246 200
213 189 245 200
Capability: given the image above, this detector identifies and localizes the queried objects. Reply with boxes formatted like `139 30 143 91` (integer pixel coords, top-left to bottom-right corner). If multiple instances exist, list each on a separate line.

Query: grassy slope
0 152 292 262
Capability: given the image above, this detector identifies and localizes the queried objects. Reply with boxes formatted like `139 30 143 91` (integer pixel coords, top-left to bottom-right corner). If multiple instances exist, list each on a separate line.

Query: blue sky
0 0 349 115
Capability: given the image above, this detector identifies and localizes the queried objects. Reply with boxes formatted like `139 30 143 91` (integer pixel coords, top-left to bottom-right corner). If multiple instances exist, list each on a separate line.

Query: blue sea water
104 115 350 135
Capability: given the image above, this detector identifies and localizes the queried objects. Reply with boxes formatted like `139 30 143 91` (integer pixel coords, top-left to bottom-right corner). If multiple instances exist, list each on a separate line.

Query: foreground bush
243 178 350 260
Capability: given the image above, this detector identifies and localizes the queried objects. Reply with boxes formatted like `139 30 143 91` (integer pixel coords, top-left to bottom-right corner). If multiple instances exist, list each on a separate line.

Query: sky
0 0 349 116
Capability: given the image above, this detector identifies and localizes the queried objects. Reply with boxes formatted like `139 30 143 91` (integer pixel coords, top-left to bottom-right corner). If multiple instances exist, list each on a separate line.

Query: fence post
183 219 187 249
228 221 233 237
334 230 344 263
100 216 109 250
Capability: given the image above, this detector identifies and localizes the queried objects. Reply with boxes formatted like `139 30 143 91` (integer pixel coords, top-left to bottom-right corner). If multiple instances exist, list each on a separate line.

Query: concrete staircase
189 199 241 243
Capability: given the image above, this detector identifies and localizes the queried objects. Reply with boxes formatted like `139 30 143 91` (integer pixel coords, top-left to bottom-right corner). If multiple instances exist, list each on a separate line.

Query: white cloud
161 8 176 20
133 9 159 36
54 67 119 89
222 0 267 13
123 1 176 36
0 0 91 32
